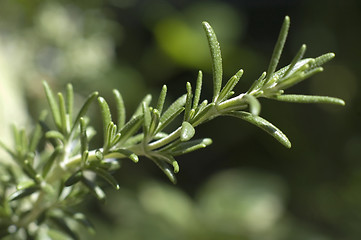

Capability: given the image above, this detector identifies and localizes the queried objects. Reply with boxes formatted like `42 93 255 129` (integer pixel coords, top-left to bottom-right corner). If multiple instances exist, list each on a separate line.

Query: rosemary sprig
0 16 344 239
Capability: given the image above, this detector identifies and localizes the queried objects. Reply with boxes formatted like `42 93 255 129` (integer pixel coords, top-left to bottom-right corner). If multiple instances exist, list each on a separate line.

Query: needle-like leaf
118 114 144 144
80 118 88 161
202 21 223 102
243 94 261 116
184 82 193 122
98 97 112 146
58 93 68 134
218 69 243 102
151 157 177 184
309 53 335 69
227 111 291 148
156 85 167 114
142 102 151 137
160 95 187 123
157 95 187 133
71 212 95 234
64 170 83 186
148 109 160 138
81 177 106 203
272 94 345 105
23 160 38 182
277 66 323 90
42 147 62 178
193 99 208 117
9 186 40 201
109 148 139 163
66 84 74 125
191 103 215 126
264 16 290 84
49 215 79 240
193 71 203 109
87 166 120 190
157 107 184 134
169 138 212 156
71 91 99 135
180 121 195 141
43 81 61 130
131 94 152 119
283 44 307 78
45 130 65 142
247 72 267 94
113 89 126 129
0 139 16 159
29 111 47 152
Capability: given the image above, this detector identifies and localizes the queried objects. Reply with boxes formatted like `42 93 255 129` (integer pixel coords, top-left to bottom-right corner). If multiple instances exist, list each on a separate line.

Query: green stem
65 147 143 168
16 162 66 228
217 94 248 112
147 127 182 151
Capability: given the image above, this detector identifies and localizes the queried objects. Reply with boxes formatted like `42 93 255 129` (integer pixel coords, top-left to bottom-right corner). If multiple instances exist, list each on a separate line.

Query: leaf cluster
0 16 344 239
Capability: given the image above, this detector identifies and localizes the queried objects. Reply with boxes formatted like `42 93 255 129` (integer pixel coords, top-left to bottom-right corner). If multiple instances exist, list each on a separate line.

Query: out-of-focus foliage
0 1 117 87
0 0 360 239
90 169 331 240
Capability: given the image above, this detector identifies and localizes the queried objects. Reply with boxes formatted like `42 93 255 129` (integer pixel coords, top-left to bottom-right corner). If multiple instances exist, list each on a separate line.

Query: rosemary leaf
283 44 307 78
227 111 291 148
169 138 212 156
218 69 244 102
272 94 345 105
71 91 99 135
9 186 40 201
43 81 61 130
97 97 112 145
80 118 88 161
86 166 120 190
81 177 106 203
151 157 177 184
202 21 223 102
66 84 74 125
131 94 152 119
118 114 144 144
58 93 68 134
64 170 83 186
42 147 62 178
113 89 126 129
156 85 167 114
109 148 139 163
265 16 290 84
148 109 160 138
29 111 47 152
142 102 151 137
309 53 335 69
193 70 203 109
180 121 195 141
184 82 193 122
243 94 261 116
247 72 266 94
49 216 80 240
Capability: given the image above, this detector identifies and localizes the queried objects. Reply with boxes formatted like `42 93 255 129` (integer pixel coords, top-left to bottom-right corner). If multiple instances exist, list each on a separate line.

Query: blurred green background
0 0 360 239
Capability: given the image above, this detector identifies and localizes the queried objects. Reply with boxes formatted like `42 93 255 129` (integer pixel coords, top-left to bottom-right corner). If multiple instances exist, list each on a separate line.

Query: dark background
0 0 360 239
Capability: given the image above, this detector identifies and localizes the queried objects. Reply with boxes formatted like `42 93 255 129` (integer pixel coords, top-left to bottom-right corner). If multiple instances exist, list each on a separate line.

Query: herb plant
0 16 344 239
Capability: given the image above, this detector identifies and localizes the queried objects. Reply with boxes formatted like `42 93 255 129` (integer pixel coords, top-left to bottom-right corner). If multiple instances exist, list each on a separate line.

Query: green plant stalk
65 149 138 168
148 96 249 150
16 150 69 228
12 89 266 231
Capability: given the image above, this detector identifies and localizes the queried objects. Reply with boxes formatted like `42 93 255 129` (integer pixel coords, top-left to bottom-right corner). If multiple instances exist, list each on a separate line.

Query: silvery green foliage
0 17 344 239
